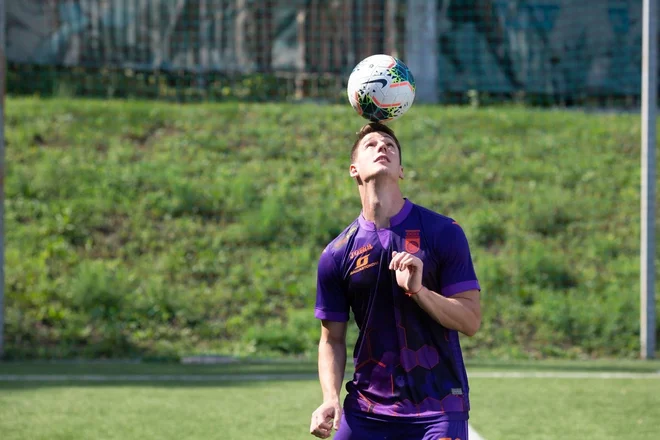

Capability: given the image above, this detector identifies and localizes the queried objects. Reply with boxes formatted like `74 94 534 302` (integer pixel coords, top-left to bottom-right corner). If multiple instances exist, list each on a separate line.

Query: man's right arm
310 320 347 438
318 320 347 404
311 247 349 438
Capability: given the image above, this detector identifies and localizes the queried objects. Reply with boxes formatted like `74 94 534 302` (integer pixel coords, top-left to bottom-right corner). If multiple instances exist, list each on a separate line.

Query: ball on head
347 54 416 123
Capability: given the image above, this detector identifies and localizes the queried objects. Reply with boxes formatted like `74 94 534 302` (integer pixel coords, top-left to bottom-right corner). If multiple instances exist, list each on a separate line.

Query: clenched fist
310 400 342 438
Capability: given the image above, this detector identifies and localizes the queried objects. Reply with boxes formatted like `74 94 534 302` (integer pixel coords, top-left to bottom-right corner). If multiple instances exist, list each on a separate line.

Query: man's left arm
410 288 481 337
390 220 482 337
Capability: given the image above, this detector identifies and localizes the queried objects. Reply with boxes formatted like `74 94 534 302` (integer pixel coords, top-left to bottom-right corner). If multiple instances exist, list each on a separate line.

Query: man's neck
359 181 405 229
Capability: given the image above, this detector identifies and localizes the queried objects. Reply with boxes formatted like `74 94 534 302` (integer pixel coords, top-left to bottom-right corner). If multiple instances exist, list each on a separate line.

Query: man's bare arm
310 320 347 438
411 289 481 336
318 320 348 402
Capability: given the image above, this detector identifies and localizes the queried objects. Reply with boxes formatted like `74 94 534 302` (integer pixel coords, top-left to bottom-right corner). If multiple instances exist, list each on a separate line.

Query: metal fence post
405 0 438 104
641 0 657 360
0 0 7 359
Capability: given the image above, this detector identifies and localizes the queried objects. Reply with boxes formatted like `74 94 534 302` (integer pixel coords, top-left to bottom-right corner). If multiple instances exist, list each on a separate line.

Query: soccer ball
347 54 416 123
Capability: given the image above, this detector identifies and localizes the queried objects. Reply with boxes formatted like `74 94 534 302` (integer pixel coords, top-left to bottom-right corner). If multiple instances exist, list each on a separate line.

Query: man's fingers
389 251 407 270
397 255 412 270
313 420 333 438
390 251 404 263
312 416 332 430
310 420 332 438
315 414 333 426
310 427 330 439
391 253 414 271
310 403 341 438
333 407 342 430
399 254 422 271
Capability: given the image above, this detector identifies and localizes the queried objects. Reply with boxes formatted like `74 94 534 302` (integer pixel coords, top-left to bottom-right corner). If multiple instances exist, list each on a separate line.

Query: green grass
468 377 660 440
4 96 660 360
0 361 658 440
0 380 318 440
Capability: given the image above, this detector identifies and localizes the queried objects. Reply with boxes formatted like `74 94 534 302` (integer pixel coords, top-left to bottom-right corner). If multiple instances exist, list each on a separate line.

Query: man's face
349 131 404 183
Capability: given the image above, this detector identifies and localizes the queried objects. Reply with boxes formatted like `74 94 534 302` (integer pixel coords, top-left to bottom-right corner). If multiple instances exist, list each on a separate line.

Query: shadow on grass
1 357 659 391
0 359 317 375
0 375 319 391
0 359 320 390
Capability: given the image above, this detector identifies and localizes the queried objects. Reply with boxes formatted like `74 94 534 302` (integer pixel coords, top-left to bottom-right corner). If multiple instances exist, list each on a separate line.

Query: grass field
1 359 659 440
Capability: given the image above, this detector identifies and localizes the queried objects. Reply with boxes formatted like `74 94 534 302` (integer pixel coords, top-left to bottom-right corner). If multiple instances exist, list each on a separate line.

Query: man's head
349 123 404 184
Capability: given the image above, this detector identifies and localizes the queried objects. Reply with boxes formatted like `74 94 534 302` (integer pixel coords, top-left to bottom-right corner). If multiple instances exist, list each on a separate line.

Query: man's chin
362 169 398 183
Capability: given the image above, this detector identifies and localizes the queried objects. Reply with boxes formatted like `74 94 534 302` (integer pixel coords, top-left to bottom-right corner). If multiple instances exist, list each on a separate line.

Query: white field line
468 371 660 379
468 423 486 440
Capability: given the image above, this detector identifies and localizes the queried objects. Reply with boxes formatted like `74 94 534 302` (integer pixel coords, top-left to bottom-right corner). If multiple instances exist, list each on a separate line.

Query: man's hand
310 399 342 438
390 251 423 293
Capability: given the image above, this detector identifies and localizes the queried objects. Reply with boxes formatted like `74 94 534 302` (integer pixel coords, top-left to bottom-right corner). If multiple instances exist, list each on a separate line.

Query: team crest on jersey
404 230 420 254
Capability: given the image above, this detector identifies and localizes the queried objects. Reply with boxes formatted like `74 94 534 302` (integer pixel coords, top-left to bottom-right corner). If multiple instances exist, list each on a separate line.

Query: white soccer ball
347 54 416 123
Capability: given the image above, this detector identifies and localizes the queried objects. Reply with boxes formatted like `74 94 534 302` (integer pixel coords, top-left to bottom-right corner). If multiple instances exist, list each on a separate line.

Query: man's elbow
453 290 481 337
463 315 482 337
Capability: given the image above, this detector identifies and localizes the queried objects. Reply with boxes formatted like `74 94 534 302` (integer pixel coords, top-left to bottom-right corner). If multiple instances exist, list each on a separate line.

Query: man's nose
377 142 388 153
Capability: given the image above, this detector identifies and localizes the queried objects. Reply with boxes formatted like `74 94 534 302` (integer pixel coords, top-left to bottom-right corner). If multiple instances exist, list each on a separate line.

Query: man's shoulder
410 203 457 232
322 219 361 256
410 203 472 257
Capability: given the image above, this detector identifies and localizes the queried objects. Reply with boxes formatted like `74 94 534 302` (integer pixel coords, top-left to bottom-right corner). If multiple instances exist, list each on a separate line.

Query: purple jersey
315 199 480 423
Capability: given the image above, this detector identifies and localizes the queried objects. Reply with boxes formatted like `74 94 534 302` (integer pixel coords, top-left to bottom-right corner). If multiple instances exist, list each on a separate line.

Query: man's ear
399 166 404 180
350 163 359 178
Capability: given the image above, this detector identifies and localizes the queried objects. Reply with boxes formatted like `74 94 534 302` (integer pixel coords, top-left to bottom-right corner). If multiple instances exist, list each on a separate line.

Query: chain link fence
5 0 653 106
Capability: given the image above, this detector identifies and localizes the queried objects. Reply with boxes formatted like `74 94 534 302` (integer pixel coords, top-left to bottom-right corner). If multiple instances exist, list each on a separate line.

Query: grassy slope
5 97 659 359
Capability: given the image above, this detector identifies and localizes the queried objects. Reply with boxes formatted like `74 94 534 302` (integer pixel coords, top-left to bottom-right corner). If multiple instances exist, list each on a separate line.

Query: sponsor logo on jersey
404 230 421 254
350 252 379 275
349 243 373 260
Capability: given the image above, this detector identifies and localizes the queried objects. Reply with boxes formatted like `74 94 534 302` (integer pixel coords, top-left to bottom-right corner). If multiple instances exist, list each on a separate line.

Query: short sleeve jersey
315 199 480 423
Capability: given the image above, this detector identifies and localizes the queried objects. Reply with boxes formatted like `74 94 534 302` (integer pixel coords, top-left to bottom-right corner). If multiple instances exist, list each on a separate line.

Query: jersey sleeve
314 249 350 322
436 222 481 297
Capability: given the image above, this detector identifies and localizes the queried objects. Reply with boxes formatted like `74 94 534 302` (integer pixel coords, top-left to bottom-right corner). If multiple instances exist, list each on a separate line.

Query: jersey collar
358 198 413 231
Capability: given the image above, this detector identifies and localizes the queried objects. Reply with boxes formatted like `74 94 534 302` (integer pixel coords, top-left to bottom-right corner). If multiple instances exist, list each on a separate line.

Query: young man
309 123 481 440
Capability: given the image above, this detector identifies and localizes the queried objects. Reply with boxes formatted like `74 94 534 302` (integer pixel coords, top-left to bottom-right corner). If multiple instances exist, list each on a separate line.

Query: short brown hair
351 122 402 163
